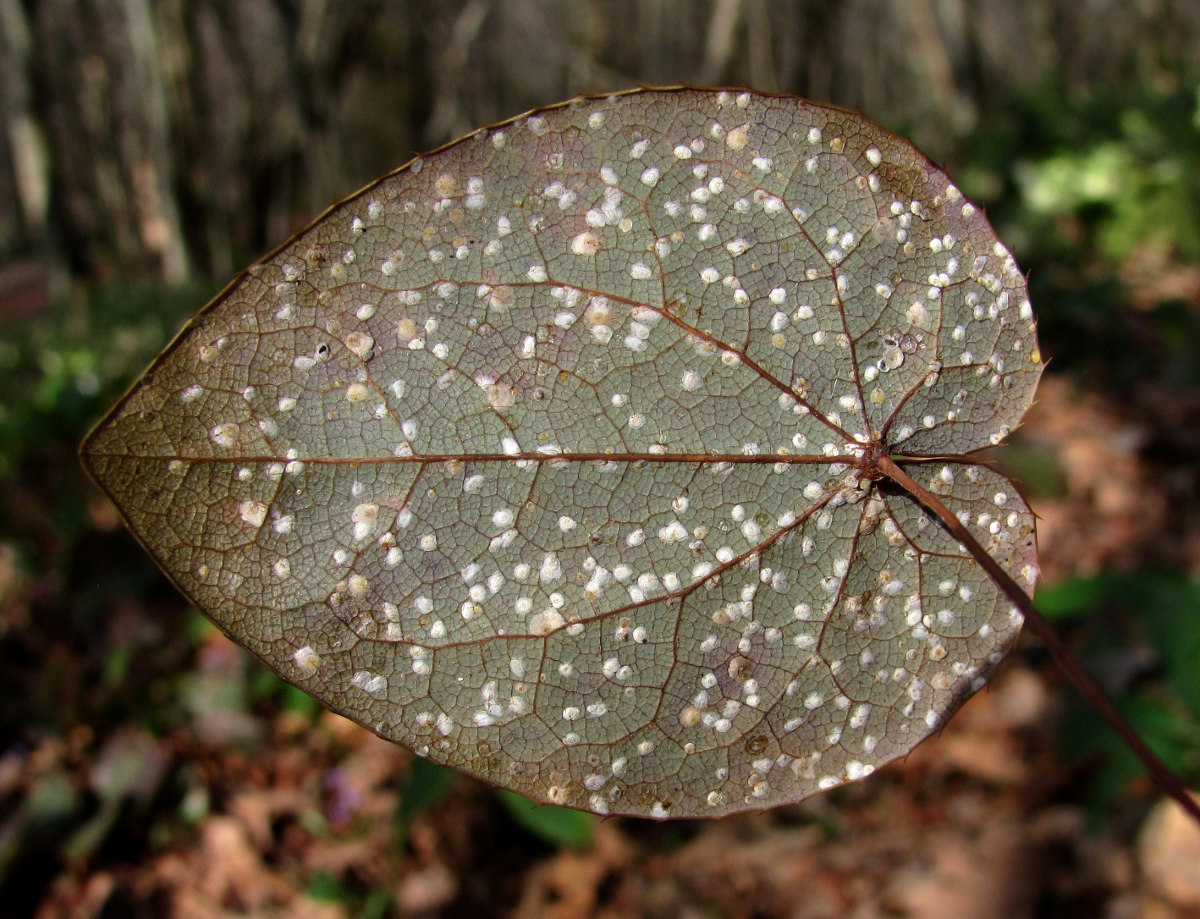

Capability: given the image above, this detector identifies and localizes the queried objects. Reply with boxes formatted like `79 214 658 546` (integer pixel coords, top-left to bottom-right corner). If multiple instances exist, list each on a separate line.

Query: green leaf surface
396 756 457 836
81 88 1041 818
1037 570 1200 804
495 789 596 849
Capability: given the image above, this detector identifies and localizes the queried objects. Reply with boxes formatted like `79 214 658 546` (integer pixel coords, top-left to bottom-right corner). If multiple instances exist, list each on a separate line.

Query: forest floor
7 79 1200 913
1 364 1198 919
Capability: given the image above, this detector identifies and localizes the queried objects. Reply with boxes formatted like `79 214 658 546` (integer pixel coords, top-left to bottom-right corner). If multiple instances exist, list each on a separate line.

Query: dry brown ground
5 373 1196 919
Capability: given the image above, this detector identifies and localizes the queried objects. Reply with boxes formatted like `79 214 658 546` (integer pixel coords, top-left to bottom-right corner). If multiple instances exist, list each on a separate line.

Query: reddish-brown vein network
81 87 1041 818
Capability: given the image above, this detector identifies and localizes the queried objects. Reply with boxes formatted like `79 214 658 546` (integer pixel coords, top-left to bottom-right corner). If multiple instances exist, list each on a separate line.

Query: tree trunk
1 0 1197 288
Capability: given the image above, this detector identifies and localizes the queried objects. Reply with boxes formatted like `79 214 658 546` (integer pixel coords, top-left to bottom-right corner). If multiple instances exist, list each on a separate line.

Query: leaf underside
81 88 1041 819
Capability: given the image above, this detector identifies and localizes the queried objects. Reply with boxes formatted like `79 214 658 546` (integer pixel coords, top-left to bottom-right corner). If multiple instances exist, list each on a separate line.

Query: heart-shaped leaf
81 88 1041 818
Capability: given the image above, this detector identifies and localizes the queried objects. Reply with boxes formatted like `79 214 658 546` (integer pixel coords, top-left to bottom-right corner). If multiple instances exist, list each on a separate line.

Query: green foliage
394 757 456 849
960 81 1200 253
1013 88 1200 265
495 790 596 849
0 282 212 485
250 665 325 717
0 282 222 754
394 753 600 852
960 81 1200 394
1036 573 1200 809
306 871 392 918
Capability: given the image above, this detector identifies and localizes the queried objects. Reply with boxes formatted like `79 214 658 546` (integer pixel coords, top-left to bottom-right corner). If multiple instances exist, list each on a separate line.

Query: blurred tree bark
1 0 1198 288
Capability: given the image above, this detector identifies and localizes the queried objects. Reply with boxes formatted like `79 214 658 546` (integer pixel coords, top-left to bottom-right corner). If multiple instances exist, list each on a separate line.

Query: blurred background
3 1 1200 916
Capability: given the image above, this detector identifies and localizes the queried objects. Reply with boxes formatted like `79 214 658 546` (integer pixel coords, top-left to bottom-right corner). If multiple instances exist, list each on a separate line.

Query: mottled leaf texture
82 89 1041 818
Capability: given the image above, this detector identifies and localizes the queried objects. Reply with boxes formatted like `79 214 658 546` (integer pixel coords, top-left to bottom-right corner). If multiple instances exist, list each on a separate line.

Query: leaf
81 88 1042 819
395 756 456 849
494 789 596 849
1035 571 1200 810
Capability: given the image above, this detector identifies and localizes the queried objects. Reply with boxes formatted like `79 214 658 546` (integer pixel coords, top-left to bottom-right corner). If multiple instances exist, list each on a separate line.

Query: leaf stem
878 453 1200 829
